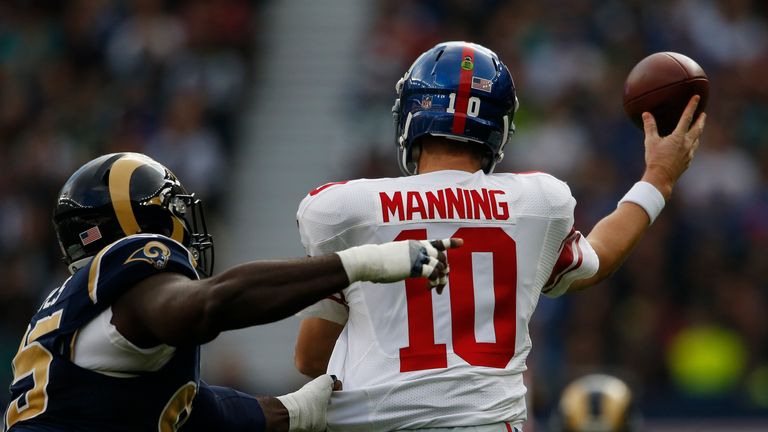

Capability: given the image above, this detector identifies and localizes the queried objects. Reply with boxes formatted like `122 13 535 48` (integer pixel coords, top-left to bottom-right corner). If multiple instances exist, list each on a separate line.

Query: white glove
276 374 335 432
335 238 457 287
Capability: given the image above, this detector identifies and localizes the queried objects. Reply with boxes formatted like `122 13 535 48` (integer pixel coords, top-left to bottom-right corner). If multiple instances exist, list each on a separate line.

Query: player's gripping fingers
407 240 436 278
674 94 701 135
426 259 445 281
687 112 706 145
642 112 658 139
434 273 449 294
421 256 441 278
332 377 343 391
429 237 463 251
429 262 449 294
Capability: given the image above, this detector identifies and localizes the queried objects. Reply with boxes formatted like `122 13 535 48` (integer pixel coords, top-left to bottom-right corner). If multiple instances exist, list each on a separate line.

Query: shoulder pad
308 180 350 197
78 234 198 305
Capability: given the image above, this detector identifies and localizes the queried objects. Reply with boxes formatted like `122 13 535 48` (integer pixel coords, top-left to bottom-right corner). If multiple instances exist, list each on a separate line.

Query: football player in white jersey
293 41 706 432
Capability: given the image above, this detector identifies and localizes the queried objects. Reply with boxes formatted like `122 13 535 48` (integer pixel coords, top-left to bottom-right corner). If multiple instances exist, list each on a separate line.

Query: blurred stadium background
1 0 767 430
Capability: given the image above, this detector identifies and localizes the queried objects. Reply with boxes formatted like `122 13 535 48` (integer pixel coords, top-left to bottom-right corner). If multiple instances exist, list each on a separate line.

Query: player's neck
417 154 481 174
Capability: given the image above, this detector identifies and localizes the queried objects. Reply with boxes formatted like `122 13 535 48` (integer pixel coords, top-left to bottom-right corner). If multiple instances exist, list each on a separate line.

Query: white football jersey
297 170 599 431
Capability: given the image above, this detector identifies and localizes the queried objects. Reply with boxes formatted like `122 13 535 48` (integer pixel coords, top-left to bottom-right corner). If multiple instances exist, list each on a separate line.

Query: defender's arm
183 376 338 432
112 239 459 347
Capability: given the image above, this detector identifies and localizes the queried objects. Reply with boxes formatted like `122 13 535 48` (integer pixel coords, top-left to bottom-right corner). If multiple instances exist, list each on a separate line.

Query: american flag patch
471 77 493 93
80 226 102 246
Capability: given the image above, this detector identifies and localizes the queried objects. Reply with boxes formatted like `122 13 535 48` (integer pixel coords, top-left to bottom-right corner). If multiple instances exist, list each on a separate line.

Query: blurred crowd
0 0 253 409
348 0 768 421
1 0 767 425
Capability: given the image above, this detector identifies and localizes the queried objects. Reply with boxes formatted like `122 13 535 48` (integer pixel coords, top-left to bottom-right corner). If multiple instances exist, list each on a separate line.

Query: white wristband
335 240 446 285
276 375 333 432
335 242 411 284
618 181 666 224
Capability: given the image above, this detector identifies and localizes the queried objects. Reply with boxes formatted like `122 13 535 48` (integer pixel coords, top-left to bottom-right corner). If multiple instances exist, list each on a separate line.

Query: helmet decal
460 55 474 71
108 155 148 237
471 76 493 93
79 226 103 246
451 46 475 136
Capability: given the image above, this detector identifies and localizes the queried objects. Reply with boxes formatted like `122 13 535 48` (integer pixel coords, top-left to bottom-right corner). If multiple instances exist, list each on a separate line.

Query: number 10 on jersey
395 227 517 372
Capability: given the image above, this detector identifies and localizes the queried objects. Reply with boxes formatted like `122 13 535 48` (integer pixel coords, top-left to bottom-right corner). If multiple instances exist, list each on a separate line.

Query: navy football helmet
54 153 214 276
393 41 519 175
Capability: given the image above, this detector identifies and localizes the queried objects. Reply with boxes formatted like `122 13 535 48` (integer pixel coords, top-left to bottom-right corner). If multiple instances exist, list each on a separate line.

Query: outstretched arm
570 96 706 291
112 239 461 347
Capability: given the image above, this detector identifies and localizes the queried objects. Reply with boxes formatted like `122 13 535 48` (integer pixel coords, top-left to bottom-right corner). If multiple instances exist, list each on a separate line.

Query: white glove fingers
430 237 463 251
420 240 439 258
422 256 440 278
428 238 453 251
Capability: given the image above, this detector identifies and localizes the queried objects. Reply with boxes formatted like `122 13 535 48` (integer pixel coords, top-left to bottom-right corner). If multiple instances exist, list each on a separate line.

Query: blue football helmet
392 41 519 175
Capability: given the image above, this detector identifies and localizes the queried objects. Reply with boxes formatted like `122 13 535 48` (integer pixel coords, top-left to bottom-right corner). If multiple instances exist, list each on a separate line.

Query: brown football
623 52 708 136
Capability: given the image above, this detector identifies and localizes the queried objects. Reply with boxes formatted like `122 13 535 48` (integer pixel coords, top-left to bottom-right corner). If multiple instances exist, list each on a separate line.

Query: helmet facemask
162 191 214 278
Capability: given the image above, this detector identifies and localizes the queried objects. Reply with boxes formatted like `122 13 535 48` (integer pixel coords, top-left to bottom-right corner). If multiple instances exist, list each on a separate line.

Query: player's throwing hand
640 95 707 199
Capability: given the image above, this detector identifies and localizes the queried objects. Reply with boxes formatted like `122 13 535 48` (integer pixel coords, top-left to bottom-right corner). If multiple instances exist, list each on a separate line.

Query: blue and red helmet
393 41 519 175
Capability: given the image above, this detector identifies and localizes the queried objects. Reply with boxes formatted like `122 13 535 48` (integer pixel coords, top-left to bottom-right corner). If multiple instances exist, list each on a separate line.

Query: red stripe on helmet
451 45 475 135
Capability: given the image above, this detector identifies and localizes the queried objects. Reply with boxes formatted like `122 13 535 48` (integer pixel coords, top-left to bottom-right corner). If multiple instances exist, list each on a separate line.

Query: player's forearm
184 384 273 432
258 396 291 432
639 168 677 200
185 378 334 432
569 203 650 290
203 255 350 331
570 164 675 291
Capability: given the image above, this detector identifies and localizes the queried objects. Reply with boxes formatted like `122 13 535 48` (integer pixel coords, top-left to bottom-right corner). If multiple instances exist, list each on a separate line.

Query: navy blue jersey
5 234 200 432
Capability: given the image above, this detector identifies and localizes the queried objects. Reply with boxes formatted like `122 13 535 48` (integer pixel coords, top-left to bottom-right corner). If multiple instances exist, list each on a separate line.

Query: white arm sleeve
542 229 599 298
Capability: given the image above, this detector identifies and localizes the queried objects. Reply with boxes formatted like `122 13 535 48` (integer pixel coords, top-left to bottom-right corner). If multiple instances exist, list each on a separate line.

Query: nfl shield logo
420 96 432 110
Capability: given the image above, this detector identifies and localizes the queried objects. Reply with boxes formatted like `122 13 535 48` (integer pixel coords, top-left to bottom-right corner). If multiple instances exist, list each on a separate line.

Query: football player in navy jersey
4 152 459 432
